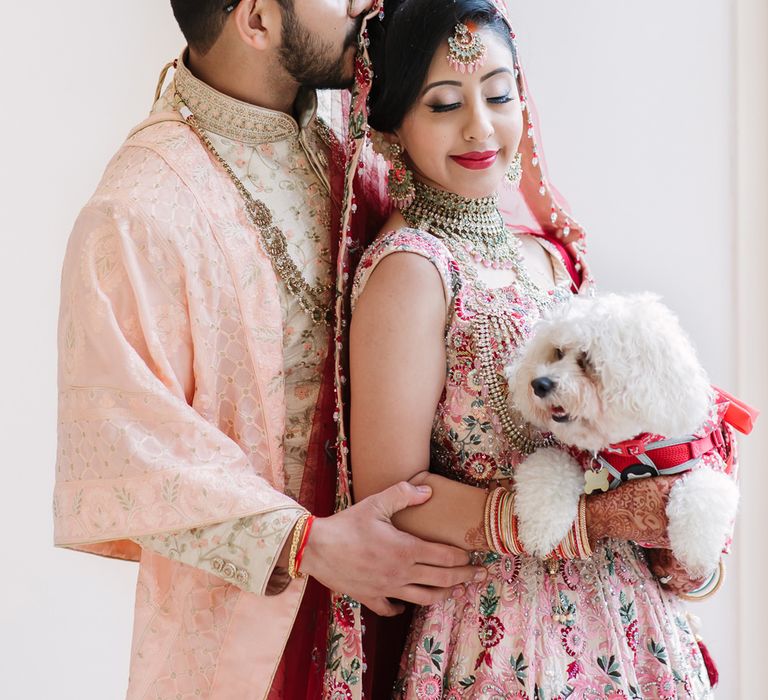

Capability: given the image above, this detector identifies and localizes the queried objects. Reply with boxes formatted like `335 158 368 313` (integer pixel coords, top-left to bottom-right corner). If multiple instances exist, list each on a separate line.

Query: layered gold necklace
176 93 333 326
403 179 557 455
402 181 517 268
401 180 552 311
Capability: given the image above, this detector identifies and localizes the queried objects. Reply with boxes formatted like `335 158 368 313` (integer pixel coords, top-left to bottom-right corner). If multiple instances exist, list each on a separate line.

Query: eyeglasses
223 1 242 13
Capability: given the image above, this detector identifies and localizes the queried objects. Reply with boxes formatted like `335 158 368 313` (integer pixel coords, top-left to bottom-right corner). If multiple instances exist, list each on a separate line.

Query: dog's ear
595 294 711 437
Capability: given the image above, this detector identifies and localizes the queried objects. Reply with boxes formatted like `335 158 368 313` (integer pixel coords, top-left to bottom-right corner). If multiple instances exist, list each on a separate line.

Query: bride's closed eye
428 94 514 113
428 102 462 113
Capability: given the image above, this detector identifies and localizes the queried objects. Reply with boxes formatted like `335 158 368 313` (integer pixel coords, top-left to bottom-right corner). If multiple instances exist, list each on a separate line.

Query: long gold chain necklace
475 314 558 454
403 180 557 454
176 93 333 326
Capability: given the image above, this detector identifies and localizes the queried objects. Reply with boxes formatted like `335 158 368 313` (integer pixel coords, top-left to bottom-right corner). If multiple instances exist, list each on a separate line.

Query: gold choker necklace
401 180 521 269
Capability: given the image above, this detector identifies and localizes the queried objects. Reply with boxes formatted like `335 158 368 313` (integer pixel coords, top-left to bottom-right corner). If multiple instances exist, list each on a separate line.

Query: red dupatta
278 91 391 699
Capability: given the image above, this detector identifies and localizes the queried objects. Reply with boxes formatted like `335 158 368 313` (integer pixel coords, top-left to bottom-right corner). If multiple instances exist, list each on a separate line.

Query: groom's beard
278 7 364 90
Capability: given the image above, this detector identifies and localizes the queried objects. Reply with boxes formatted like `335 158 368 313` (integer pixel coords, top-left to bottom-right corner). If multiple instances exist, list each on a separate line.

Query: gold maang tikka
447 21 487 74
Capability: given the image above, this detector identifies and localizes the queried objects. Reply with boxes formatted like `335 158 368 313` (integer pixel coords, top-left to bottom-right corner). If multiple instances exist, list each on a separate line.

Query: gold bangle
500 489 515 555
288 513 311 579
566 527 578 559
483 488 495 552
578 495 592 559
678 559 726 602
547 496 591 561
485 487 507 554
509 496 528 556
491 488 507 554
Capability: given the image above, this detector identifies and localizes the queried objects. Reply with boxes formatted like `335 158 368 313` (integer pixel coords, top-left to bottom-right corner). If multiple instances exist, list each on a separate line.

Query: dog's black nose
531 376 556 398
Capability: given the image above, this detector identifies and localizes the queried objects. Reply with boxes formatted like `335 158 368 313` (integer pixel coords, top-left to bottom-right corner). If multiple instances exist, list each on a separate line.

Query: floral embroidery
655 672 677 700
499 554 520 584
326 679 353 700
415 674 442 700
561 625 587 658
333 598 356 631
478 615 504 650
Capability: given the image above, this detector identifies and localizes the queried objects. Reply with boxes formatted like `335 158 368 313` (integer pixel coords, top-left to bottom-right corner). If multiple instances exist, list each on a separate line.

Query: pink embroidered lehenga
352 229 714 699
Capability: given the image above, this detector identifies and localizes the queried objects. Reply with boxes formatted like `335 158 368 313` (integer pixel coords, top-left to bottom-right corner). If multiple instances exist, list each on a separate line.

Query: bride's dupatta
277 89 390 698
323 2 593 697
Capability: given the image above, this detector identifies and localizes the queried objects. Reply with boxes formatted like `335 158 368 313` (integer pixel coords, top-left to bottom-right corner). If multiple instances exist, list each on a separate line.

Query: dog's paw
513 448 585 557
666 469 739 577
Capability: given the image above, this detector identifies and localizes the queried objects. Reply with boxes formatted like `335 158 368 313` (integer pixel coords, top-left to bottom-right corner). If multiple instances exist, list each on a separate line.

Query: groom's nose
531 377 556 398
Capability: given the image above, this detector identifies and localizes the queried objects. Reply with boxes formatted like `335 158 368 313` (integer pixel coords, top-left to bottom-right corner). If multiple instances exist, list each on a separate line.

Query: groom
54 2 484 698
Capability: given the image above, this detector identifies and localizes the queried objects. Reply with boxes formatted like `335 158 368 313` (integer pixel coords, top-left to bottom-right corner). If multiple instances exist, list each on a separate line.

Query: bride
340 0 723 697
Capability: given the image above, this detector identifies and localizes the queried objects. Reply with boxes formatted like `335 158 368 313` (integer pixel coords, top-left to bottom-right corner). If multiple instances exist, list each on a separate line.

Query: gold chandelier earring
505 152 523 187
387 143 416 209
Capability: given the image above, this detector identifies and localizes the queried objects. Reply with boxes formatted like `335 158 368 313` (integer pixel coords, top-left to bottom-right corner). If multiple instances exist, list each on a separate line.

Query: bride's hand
645 547 711 595
585 476 679 549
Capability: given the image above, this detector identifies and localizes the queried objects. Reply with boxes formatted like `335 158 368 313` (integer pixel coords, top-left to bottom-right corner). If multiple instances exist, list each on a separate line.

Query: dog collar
596 428 724 488
590 386 755 490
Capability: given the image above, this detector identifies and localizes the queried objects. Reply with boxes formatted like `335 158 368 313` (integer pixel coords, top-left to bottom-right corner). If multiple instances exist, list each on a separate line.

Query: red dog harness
595 387 758 489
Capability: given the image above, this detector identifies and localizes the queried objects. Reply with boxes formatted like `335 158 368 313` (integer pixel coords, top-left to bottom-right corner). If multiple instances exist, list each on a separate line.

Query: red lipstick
450 150 499 170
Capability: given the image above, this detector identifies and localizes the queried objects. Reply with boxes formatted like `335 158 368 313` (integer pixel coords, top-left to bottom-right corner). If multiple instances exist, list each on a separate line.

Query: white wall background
1 1 764 698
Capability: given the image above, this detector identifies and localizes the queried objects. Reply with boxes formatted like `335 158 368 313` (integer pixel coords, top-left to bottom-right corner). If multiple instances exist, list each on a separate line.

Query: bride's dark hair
367 0 516 133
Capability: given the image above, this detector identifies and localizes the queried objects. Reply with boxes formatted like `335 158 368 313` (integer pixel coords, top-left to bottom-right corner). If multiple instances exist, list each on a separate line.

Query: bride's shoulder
367 226 451 260
353 221 460 312
364 212 454 266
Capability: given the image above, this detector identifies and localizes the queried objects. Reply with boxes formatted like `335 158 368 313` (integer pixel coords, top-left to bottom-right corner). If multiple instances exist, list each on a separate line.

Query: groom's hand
299 481 486 616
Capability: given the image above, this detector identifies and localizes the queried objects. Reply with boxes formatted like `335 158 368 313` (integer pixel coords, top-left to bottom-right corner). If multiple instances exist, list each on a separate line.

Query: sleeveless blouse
352 228 713 700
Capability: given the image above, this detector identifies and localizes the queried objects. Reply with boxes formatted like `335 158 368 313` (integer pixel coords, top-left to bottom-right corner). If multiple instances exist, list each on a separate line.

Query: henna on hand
645 547 711 595
464 521 487 550
585 476 678 549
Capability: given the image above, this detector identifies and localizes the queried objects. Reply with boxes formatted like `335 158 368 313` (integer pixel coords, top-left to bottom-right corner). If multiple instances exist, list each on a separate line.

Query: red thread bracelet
294 515 315 575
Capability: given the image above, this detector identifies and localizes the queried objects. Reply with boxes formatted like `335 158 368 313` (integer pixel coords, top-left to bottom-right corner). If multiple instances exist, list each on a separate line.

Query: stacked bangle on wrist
288 513 314 579
678 560 725 602
484 487 526 556
484 489 591 561
548 495 592 560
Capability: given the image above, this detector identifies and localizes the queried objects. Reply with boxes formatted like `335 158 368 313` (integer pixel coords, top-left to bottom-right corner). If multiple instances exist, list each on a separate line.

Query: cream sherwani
54 58 334 698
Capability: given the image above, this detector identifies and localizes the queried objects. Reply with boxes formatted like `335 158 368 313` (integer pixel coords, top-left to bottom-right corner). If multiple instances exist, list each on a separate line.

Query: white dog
506 293 740 577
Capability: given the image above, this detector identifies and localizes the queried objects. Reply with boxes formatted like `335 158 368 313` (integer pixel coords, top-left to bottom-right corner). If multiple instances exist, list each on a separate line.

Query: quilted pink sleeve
55 204 300 566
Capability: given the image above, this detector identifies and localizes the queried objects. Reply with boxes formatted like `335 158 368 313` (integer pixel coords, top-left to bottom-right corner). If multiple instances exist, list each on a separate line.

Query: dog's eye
554 347 565 361
576 353 590 372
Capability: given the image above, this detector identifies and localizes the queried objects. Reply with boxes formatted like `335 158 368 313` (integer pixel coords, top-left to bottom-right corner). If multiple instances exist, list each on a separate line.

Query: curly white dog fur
507 293 738 576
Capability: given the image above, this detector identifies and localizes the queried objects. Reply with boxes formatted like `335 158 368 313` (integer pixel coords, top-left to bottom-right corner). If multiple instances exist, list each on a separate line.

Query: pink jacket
55 114 308 699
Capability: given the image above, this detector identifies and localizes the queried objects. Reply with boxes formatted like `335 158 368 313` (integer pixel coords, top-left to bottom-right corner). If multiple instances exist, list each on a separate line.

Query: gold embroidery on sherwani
174 57 299 145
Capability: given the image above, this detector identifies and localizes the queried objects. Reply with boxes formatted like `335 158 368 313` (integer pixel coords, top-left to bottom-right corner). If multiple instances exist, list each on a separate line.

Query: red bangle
294 515 315 575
